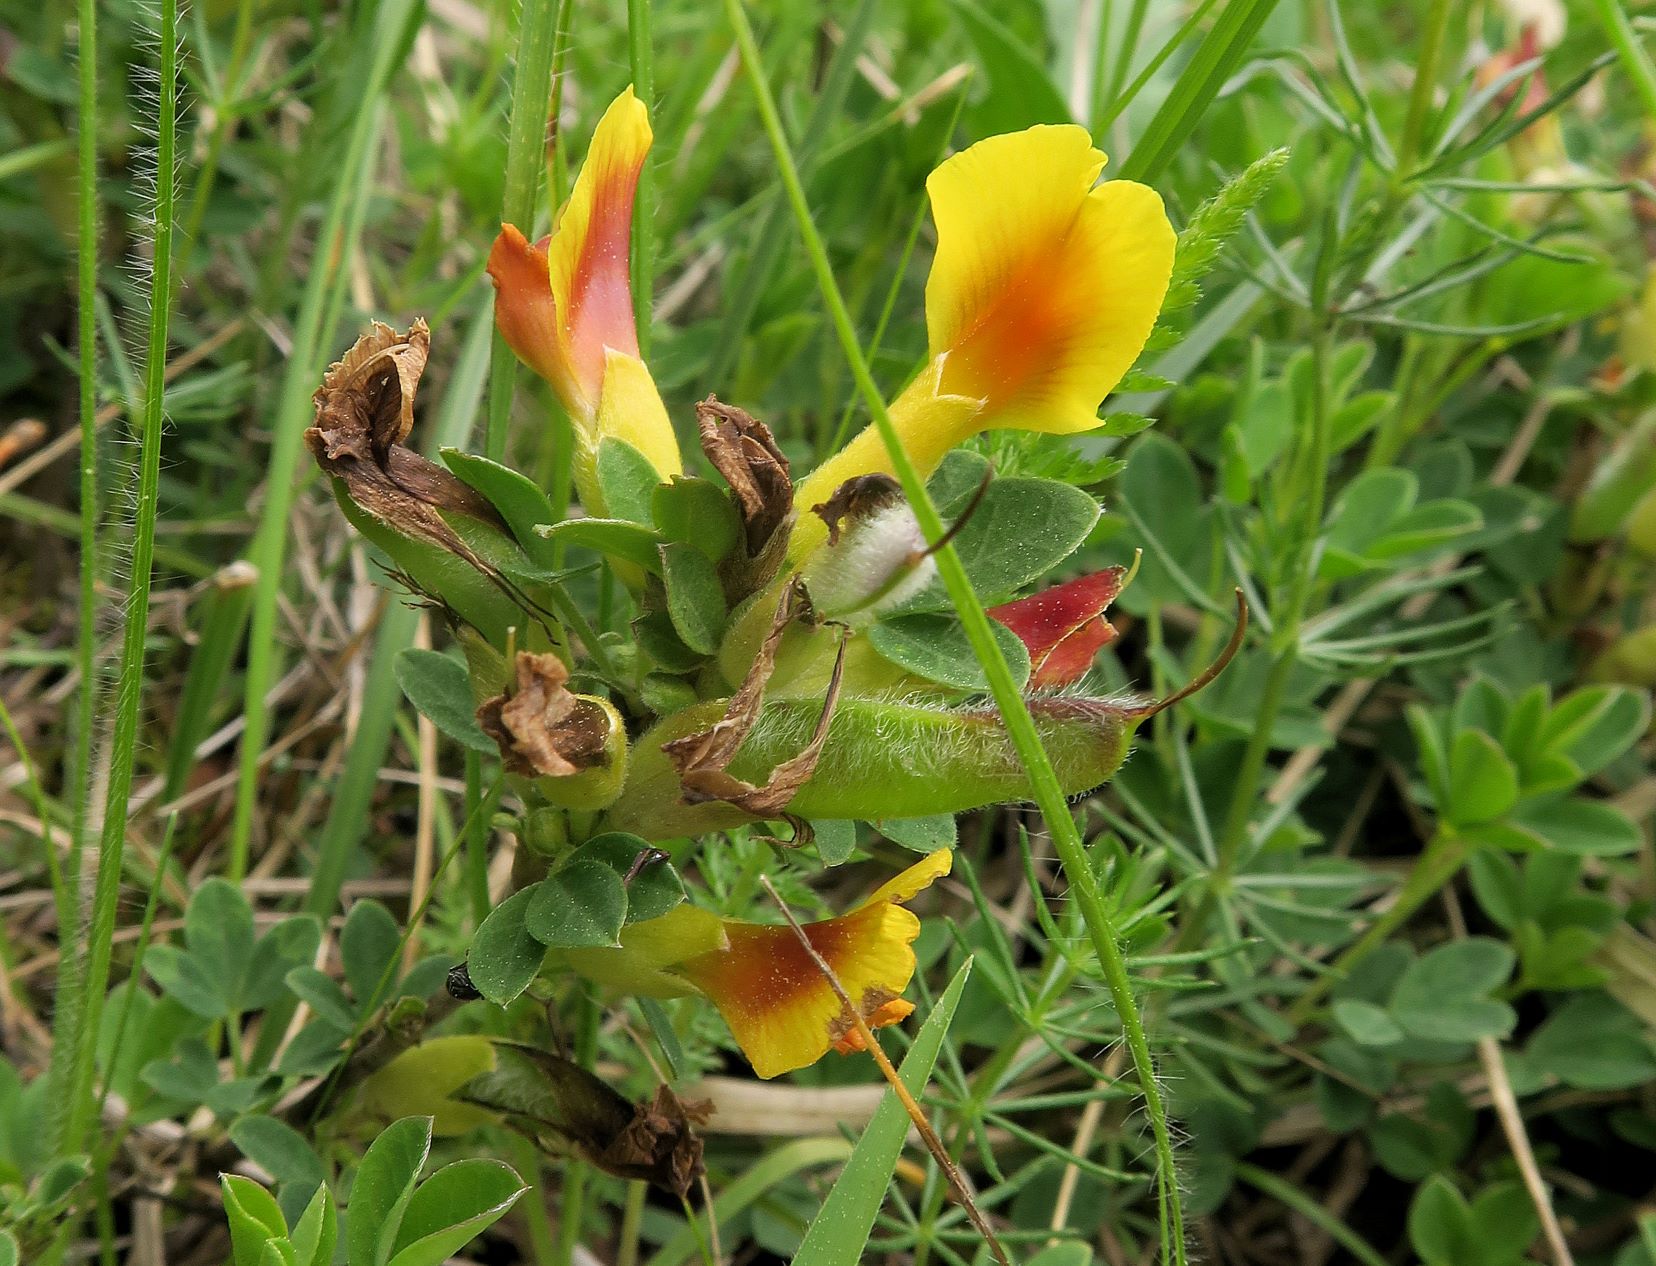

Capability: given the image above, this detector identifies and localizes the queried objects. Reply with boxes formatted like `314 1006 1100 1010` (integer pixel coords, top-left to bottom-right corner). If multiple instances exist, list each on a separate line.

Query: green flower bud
309 321 560 651
1568 415 1656 544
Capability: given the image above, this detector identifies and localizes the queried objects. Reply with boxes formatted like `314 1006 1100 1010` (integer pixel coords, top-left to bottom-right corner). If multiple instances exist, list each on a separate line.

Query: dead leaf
306 321 504 560
696 396 792 556
462 1046 710 1198
662 580 845 818
591 1085 711 1199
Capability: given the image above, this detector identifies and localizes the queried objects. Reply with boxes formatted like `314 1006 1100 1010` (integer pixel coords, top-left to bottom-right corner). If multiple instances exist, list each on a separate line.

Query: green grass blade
790 959 973 1266
225 0 421 883
1116 0 1280 184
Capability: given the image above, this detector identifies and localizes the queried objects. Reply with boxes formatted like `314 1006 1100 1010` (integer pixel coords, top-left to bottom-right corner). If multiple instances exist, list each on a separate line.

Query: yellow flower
487 87 681 510
564 850 952 1079
793 124 1175 559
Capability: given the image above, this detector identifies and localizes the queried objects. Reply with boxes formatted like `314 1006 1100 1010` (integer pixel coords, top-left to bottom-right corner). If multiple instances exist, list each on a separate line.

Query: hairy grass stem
724 0 1188 1257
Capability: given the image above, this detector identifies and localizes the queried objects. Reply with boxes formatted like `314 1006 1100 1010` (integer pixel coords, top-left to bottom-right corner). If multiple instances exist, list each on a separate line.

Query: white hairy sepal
801 501 938 623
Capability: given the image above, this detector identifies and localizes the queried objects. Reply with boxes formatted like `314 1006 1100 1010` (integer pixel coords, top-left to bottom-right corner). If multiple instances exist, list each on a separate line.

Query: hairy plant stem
628 0 655 356
486 0 564 462
50 0 102 1157
724 1 1187 1258
61 0 179 1188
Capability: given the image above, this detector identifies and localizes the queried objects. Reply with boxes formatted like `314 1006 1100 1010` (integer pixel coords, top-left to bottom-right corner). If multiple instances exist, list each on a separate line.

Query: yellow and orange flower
792 125 1175 559
488 87 682 511
565 850 952 1079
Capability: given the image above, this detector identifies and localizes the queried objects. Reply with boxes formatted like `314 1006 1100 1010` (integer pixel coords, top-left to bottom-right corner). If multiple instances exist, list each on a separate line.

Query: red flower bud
988 567 1125 688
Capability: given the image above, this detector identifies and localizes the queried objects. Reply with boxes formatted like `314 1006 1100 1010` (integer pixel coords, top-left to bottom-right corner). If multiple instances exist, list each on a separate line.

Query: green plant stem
51 0 101 1156
628 0 655 356
486 0 564 461
820 81 968 462
1594 0 1656 122
556 991 602 1266
705 0 880 393
61 0 180 1161
510 1135 562 1266
724 1 1186 1259
1234 1164 1390 1266
617 1180 648 1266
96 816 177 1124
1395 0 1454 179
1287 827 1472 1026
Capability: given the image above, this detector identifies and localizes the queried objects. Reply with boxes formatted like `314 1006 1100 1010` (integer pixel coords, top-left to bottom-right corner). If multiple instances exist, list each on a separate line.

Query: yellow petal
788 363 980 561
856 847 952 911
679 902 922 1079
562 904 726 999
548 86 652 416
595 349 682 481
924 124 1174 433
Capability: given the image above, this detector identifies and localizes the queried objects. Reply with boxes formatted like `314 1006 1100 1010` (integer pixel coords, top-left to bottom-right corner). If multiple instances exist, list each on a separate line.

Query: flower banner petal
549 86 652 416
925 125 1174 433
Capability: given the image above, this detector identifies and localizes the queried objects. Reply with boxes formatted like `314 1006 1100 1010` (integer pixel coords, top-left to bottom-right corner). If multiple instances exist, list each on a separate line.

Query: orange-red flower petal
487 226 564 389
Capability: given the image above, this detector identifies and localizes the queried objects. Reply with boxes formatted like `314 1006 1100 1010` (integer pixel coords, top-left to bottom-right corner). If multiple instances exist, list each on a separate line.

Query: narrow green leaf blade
791 958 973 1266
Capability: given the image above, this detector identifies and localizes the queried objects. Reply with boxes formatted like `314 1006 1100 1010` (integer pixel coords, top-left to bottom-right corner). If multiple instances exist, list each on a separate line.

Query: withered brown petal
662 580 844 817
463 1048 710 1199
591 1086 711 1199
314 318 430 462
476 651 611 778
811 472 903 547
307 320 528 632
696 396 792 557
